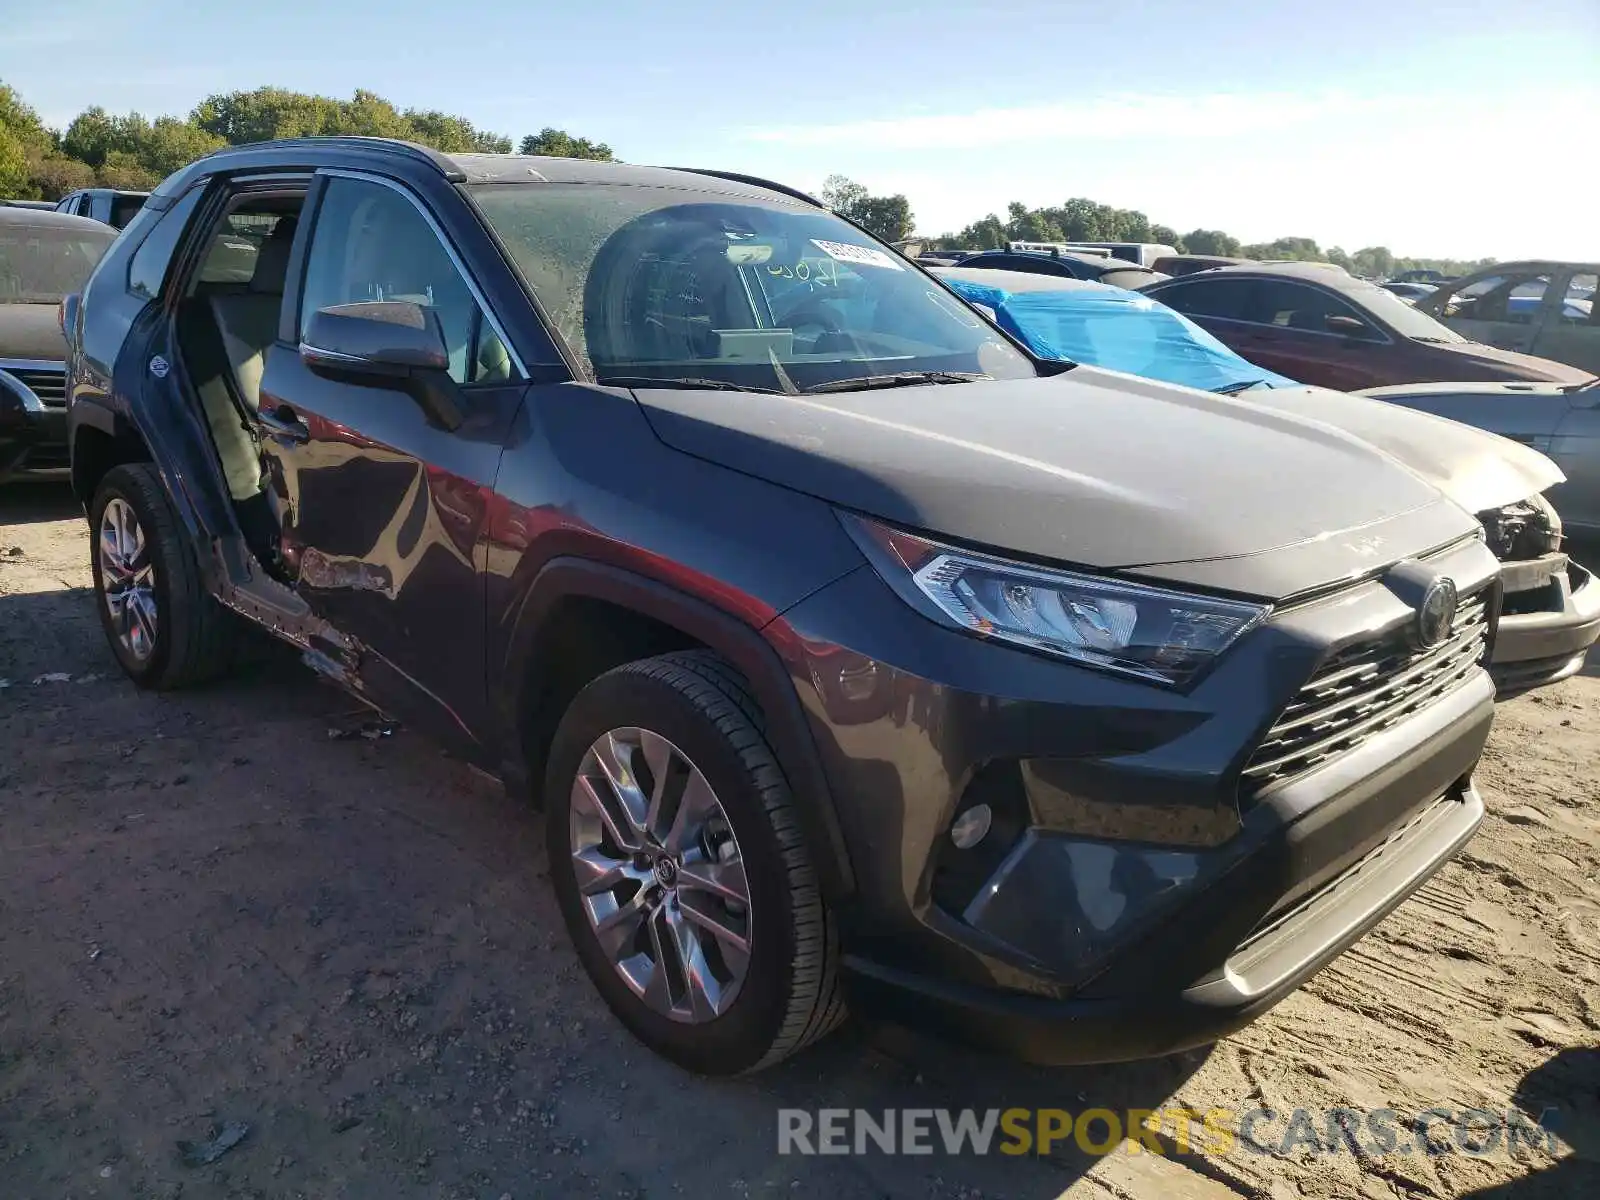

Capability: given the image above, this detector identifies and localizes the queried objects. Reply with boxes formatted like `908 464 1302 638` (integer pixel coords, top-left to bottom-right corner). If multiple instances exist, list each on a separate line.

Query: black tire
545 649 846 1075
89 463 241 689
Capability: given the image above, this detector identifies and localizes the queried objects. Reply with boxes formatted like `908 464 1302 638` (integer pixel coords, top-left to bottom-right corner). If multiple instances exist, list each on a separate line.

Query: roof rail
205 136 465 181
665 167 824 208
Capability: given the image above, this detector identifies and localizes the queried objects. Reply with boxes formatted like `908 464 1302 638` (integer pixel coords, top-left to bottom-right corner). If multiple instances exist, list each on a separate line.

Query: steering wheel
776 301 842 336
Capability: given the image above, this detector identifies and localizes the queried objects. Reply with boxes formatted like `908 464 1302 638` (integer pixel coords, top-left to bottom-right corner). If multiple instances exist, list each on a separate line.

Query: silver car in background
1363 378 1600 692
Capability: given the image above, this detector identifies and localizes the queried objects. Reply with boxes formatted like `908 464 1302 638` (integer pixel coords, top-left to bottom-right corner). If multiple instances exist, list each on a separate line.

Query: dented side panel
257 342 526 757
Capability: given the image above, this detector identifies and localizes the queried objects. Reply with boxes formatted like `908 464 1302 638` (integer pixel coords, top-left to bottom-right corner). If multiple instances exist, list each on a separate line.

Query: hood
1429 339 1594 385
1250 385 1563 514
631 365 1479 600
0 304 66 362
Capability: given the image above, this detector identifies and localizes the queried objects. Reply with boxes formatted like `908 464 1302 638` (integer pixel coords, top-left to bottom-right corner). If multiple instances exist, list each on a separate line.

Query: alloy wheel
568 727 752 1023
99 497 159 662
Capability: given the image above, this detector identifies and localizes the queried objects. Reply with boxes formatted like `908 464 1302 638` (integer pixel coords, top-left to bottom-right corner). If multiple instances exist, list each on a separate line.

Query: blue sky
4 0 1597 259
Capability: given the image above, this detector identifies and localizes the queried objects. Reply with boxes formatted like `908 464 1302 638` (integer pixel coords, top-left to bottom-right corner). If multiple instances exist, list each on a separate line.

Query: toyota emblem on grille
1416 577 1457 648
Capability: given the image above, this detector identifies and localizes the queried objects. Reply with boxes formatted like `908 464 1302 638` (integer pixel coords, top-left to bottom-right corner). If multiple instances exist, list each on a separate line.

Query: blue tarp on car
938 271 1303 392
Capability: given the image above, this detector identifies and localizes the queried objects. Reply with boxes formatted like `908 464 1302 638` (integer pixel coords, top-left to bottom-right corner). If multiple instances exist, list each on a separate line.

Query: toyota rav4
64 139 1500 1075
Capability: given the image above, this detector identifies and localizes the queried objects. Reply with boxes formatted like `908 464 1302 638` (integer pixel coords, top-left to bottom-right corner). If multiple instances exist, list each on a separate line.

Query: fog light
949 803 993 850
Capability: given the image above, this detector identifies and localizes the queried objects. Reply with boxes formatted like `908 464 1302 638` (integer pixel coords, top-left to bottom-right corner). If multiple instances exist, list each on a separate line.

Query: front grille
1 365 67 408
1240 589 1490 802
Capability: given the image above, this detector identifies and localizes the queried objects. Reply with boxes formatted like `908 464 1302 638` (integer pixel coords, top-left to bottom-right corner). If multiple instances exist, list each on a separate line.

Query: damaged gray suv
65 139 1499 1074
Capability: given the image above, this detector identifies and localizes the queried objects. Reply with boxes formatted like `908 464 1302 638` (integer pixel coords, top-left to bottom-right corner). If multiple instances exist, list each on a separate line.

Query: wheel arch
71 408 153 508
500 557 856 902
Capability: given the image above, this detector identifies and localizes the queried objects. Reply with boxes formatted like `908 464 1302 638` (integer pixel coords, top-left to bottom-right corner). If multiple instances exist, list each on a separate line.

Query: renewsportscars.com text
777 1106 1558 1158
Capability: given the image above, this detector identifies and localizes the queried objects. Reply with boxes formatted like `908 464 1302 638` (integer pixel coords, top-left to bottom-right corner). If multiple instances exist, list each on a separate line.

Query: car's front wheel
545 650 845 1075
89 463 241 688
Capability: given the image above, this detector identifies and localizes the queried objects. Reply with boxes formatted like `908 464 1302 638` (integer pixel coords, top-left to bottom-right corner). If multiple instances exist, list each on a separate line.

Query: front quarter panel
484 381 866 740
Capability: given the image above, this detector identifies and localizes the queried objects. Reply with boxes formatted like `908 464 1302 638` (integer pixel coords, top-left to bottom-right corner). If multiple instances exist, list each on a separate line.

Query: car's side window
1440 272 1552 323
1244 281 1379 338
299 177 511 385
1156 278 1256 321
127 188 207 300
1563 273 1597 327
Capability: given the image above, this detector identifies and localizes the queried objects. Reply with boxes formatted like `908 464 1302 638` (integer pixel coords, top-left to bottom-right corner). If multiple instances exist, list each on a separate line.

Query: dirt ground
1 483 1596 1200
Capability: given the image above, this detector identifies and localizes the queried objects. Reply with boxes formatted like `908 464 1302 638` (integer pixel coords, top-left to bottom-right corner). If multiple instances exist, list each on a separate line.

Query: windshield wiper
594 375 789 395
1213 379 1271 395
801 371 990 395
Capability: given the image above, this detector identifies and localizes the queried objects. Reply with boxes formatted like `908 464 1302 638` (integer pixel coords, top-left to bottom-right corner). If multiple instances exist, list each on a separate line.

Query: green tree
1 82 52 195
1182 229 1241 257
1350 246 1395 279
1149 224 1183 251
139 116 227 177
327 89 412 139
27 152 95 198
95 150 158 190
1004 200 1064 243
3 80 628 201
1242 236 1323 262
0 83 51 149
61 106 123 166
408 110 511 154
952 213 1007 249
821 174 915 242
192 87 341 143
65 108 226 179
820 174 868 213
518 128 613 160
0 124 29 196
851 193 914 242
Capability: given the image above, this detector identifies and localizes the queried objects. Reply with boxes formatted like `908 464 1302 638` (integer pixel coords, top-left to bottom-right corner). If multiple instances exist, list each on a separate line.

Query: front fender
496 556 857 902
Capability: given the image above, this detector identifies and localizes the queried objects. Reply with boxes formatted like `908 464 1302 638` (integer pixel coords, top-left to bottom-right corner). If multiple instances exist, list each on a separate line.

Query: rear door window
1154 278 1257 321
1562 272 1596 326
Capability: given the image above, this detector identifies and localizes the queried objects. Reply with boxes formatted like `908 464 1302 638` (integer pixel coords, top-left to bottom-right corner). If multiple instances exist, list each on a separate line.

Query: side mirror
300 301 463 431
1324 313 1369 338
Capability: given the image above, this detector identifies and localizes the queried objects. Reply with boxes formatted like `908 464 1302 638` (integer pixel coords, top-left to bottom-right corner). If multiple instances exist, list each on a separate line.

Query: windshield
0 222 117 304
469 183 1036 390
1353 282 1466 342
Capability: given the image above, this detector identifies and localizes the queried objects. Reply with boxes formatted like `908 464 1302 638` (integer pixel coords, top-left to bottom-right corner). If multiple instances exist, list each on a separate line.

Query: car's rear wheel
545 650 845 1075
89 463 241 688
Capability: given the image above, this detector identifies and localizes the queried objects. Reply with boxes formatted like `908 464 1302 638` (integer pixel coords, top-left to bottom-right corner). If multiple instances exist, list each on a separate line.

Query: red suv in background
1142 264 1594 391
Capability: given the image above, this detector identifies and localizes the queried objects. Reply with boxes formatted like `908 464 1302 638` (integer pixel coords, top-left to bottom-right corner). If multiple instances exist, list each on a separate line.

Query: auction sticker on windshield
811 239 904 271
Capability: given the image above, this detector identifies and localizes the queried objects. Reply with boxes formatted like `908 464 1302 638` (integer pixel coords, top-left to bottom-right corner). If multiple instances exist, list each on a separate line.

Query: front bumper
844 699 1487 1064
1491 555 1600 697
770 536 1498 1063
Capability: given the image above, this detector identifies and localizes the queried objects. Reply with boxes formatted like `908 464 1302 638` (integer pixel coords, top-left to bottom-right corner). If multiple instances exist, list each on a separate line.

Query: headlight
843 514 1267 687
1479 493 1562 561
